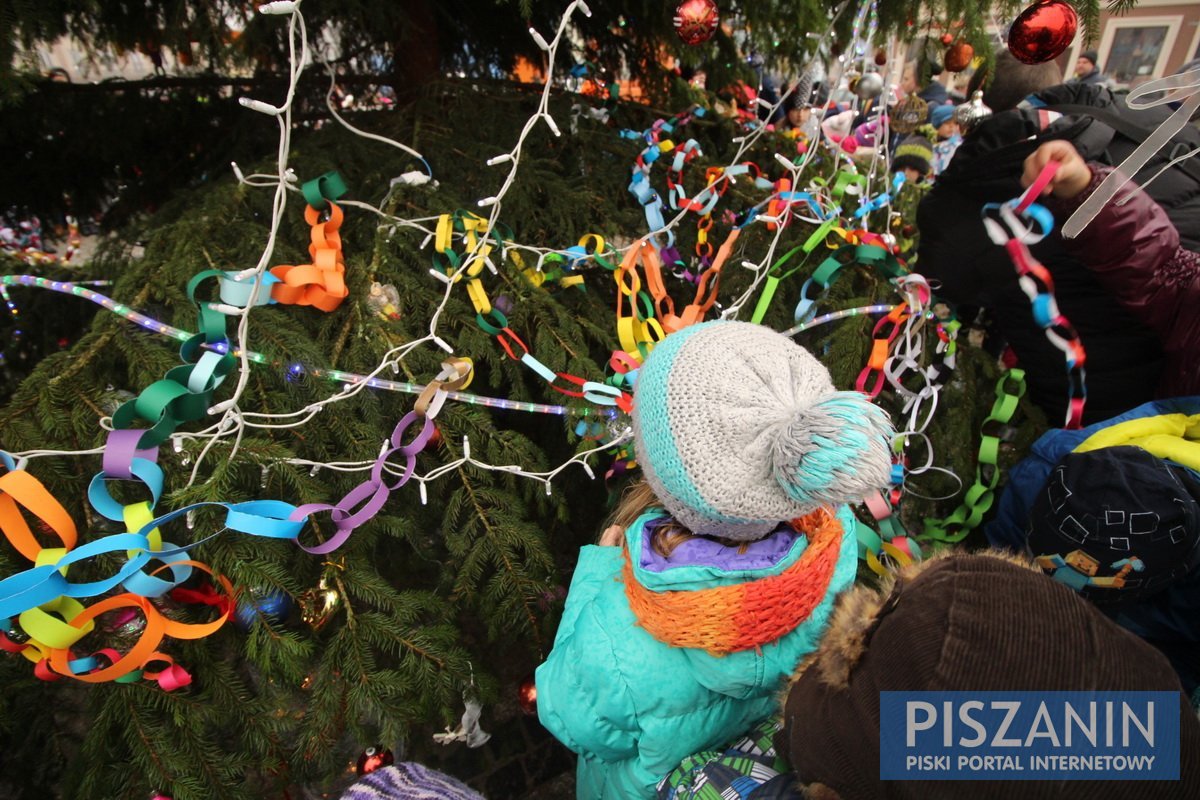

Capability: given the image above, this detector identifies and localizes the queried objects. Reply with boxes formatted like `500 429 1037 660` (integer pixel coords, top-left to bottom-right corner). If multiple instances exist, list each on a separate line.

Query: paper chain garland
983 162 1087 430
0 171 480 686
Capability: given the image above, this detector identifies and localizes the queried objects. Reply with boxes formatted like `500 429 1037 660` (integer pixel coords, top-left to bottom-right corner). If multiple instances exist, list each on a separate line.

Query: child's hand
1022 140 1093 200
598 525 624 547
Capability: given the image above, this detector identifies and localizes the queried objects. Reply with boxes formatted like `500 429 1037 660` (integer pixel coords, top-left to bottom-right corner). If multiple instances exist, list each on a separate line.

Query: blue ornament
234 589 294 631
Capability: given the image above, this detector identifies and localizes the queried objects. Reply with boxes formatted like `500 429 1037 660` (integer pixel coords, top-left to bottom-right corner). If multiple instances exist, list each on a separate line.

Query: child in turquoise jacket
536 321 895 799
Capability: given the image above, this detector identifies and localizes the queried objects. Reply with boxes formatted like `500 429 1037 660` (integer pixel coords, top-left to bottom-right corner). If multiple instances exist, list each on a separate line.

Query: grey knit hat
339 763 484 800
631 320 894 540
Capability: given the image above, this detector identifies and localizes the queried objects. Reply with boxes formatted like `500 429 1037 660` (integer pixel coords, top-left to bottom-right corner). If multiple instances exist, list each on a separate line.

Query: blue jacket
536 507 858 800
990 397 1200 691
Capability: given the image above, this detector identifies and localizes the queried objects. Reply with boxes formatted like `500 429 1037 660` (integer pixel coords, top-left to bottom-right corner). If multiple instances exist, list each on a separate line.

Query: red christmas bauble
356 745 395 776
874 47 888 66
940 33 953 45
1008 0 1078 65
673 0 719 46
945 41 975 72
517 676 538 716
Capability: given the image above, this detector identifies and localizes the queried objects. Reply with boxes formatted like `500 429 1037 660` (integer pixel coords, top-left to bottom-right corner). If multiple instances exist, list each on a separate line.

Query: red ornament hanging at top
945 41 975 72
674 0 719 46
1008 0 1078 65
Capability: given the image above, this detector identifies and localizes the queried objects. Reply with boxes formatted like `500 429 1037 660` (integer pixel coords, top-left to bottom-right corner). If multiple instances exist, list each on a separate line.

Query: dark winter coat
989 397 1200 694
917 83 1200 424
1074 68 1107 86
916 81 949 106
1050 165 1200 397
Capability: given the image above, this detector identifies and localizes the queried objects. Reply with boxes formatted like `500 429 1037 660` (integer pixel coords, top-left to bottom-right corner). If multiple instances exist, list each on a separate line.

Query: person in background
901 60 949 107
535 321 893 799
780 92 819 143
928 103 961 176
1071 49 1109 86
916 47 1200 425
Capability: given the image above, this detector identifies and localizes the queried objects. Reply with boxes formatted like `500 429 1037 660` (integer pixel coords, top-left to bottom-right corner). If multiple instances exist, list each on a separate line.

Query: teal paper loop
172 349 234 395
581 381 621 406
855 520 883 560
793 278 821 323
186 270 230 346
111 382 191 450
87 458 165 521
149 370 213 427
219 271 279 307
301 171 348 209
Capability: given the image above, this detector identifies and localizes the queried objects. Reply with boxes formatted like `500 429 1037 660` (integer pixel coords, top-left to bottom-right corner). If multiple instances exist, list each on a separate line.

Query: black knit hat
890 133 933 176
1027 446 1200 606
778 552 1200 799
1080 50 1099 67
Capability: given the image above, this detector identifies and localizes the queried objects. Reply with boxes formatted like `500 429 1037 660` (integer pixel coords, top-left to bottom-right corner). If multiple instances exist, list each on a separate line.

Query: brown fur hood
785 549 1039 692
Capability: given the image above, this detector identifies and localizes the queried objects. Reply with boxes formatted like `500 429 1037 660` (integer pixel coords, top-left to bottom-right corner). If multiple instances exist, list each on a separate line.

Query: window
1097 17 1181 88
1106 26 1170 83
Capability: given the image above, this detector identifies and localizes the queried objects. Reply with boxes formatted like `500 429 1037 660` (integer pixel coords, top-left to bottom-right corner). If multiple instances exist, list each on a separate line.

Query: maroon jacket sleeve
1050 165 1200 355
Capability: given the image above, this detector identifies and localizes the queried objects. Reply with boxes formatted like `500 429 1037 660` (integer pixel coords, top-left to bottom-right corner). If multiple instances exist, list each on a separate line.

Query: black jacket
917 81 949 107
917 83 1200 425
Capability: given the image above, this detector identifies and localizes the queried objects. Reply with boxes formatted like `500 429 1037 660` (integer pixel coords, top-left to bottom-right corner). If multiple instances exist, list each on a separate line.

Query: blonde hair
604 480 750 557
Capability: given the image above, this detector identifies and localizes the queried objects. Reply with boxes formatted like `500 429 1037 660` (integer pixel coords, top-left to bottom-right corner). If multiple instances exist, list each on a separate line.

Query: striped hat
891 133 934 176
631 321 894 541
339 763 484 800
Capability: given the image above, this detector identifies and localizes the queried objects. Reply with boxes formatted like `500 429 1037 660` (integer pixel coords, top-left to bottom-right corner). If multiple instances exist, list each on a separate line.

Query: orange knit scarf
622 509 843 656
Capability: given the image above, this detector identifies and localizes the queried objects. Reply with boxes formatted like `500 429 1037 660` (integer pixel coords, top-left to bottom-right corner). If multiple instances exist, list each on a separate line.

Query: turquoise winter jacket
535 506 858 799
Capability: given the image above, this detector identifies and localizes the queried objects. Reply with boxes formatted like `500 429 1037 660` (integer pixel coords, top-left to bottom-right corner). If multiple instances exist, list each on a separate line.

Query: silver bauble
954 90 992 136
854 71 885 101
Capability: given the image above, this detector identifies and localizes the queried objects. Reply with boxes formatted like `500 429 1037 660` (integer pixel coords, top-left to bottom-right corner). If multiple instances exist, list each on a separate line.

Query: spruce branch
48 282 153 389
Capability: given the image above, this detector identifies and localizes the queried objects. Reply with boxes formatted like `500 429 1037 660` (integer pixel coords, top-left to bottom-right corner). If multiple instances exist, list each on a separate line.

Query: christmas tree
0 0 1110 796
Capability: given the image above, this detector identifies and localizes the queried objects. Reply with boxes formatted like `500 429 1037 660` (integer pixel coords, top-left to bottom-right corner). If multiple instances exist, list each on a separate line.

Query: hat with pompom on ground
339 763 485 800
631 320 894 541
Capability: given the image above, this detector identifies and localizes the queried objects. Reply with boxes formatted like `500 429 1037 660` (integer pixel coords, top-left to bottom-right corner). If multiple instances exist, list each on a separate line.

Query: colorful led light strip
1 275 584 417
780 304 895 338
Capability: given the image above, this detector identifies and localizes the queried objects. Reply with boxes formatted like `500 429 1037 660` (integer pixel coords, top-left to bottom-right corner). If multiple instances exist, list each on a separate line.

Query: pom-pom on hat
631 320 894 541
340 763 485 800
